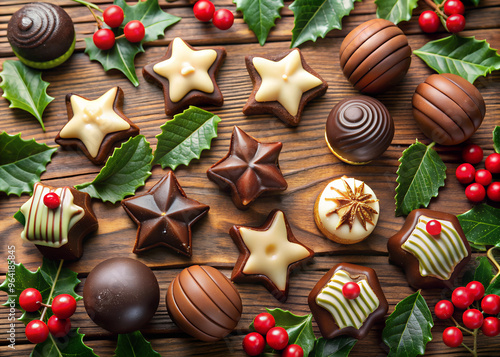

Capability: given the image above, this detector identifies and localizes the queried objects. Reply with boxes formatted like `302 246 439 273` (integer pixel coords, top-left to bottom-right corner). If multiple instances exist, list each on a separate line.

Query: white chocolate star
239 211 311 291
153 38 217 102
59 87 130 158
253 50 324 116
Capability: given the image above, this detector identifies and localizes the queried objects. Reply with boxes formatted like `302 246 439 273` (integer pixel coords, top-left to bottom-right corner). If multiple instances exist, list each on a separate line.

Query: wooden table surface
1 0 500 355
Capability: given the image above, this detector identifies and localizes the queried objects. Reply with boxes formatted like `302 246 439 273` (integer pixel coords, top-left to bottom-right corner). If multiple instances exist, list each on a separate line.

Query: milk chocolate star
230 210 314 302
143 37 226 116
243 48 328 127
121 172 209 257
206 126 287 210
55 87 139 165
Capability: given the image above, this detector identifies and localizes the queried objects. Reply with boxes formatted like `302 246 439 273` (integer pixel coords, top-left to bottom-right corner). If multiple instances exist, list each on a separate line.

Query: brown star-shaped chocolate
143 37 226 116
121 172 209 256
230 210 314 302
206 126 287 210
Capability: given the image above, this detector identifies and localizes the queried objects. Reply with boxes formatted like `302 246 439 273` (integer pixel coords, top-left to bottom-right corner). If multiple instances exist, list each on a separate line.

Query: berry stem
422 0 449 19
40 260 64 321
71 0 103 12
473 327 478 357
451 316 474 335
487 247 500 284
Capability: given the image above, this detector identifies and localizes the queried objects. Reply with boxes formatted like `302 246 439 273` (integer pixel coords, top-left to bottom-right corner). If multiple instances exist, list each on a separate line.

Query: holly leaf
39 258 81 301
395 141 446 216
75 135 152 203
84 0 181 86
414 35 500 84
375 0 418 24
0 132 57 196
289 0 360 48
311 336 357 357
457 204 500 248
461 256 494 290
493 126 500 153
152 106 221 170
31 328 98 357
0 60 54 131
485 276 500 295
233 0 284 46
382 291 433 357
114 331 161 357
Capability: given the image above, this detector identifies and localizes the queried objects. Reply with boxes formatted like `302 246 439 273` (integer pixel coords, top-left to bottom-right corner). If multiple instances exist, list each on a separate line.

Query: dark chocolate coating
166 265 243 342
387 209 471 289
83 258 160 334
325 96 394 164
339 19 411 94
308 263 388 339
412 73 486 145
7 2 75 62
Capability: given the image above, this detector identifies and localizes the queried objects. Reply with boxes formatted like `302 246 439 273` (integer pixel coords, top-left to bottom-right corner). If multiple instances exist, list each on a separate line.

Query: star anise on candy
325 178 378 231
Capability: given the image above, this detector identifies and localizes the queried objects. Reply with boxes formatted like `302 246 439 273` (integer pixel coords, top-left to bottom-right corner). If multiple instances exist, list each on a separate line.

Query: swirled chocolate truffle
412 73 486 145
325 96 394 164
339 19 411 94
7 3 75 69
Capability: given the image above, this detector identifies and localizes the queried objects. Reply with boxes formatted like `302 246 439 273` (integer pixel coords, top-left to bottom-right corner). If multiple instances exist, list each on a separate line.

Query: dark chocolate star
121 172 209 256
207 126 287 210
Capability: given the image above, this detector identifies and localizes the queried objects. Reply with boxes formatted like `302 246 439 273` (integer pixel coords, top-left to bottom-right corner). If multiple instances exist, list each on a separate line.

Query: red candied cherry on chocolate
25 320 49 344
193 0 215 22
19 288 43 312
283 344 304 357
419 11 440 33
93 28 115 50
212 9 234 30
444 0 465 15
51 294 77 319
482 317 500 337
452 287 473 309
124 20 145 43
466 281 485 301
486 153 500 174
465 183 486 203
342 282 360 299
242 332 265 356
487 182 500 202
103 5 124 28
463 309 484 329
43 192 60 209
266 326 289 350
426 220 441 236
456 163 475 184
481 294 500 315
462 144 483 164
47 315 71 338
475 169 493 186
446 14 466 33
253 312 275 335
442 326 463 347
435 300 454 320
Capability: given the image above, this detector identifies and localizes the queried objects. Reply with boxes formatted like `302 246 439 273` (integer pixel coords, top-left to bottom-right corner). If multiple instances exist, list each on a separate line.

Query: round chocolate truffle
325 96 394 164
412 73 486 146
339 19 411 94
166 265 242 342
83 258 160 334
7 2 75 69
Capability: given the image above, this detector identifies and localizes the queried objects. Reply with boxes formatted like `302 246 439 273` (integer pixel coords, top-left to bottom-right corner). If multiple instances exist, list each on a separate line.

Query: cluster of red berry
455 145 500 202
435 281 500 348
193 0 234 30
93 5 146 50
419 0 466 34
243 313 304 357
20 288 77 344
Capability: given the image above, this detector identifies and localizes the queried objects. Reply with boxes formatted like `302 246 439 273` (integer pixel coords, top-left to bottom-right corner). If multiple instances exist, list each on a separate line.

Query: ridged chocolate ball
412 73 486 145
325 96 394 164
339 19 411 94
166 265 242 342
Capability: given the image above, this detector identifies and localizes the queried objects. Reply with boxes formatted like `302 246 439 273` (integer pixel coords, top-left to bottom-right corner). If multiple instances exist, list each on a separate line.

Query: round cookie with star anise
314 176 379 245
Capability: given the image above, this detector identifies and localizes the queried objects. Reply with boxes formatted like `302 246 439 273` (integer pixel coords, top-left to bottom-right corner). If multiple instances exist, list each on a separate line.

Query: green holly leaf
31 328 98 357
414 35 500 84
493 126 500 153
233 0 284 46
75 135 152 203
0 60 54 131
114 331 161 357
0 132 57 196
382 291 433 357
39 258 81 301
289 0 360 48
84 0 181 86
311 336 357 357
395 141 446 216
461 256 494 290
457 204 500 248
152 106 221 170
375 0 418 24
485 275 500 295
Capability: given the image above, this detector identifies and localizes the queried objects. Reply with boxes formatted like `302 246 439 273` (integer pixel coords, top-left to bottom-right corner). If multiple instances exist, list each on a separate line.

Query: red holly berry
446 14 466 33
481 294 500 315
444 0 465 15
426 220 442 236
253 312 275 335
442 326 463 347
93 28 115 50
124 20 145 43
103 5 124 28
475 169 493 186
435 300 454 320
193 0 215 22
242 332 265 356
212 9 234 30
25 320 49 344
452 287 473 309
462 309 484 329
47 315 71 338
19 288 43 312
465 183 486 203
456 163 475 184
466 281 485 301
342 282 360 299
487 182 500 202
482 317 500 337
266 326 289 350
485 153 500 174
282 344 304 357
462 144 483 164
419 11 440 33
51 294 77 319
43 192 60 209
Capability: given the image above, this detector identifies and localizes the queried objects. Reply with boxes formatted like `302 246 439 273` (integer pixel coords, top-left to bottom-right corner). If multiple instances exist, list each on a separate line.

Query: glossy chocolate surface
83 257 160 334
166 265 242 342
325 96 394 164
308 263 388 339
207 126 287 210
339 19 411 94
412 73 486 145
